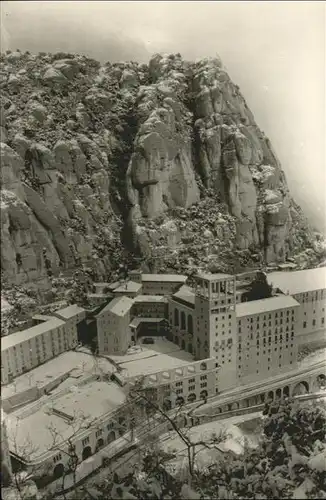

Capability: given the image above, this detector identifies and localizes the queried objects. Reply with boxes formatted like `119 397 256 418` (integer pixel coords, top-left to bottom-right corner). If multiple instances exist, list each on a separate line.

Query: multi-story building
268 267 326 347
96 296 134 355
236 295 300 385
169 273 238 392
129 271 187 296
2 317 68 385
1 306 86 386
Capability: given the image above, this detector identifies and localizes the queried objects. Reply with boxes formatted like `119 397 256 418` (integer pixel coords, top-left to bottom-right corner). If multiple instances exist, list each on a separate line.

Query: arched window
174 309 179 327
181 311 186 330
188 315 193 335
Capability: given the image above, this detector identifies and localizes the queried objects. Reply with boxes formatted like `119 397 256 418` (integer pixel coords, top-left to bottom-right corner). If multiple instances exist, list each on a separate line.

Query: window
82 437 90 446
53 453 62 463
176 381 183 387
107 422 114 430
303 321 307 328
200 375 207 380
200 382 207 388
176 388 183 394
96 429 103 437
189 378 195 383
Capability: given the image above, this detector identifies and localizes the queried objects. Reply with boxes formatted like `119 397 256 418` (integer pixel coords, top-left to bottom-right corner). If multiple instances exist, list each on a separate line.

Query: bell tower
194 272 237 391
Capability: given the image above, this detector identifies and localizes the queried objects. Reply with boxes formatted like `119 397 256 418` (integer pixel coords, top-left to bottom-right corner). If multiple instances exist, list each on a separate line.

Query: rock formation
0 50 323 302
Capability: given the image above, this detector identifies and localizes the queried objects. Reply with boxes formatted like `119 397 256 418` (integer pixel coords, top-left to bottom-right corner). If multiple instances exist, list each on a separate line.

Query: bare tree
126 379 227 485
8 417 52 500
46 409 98 499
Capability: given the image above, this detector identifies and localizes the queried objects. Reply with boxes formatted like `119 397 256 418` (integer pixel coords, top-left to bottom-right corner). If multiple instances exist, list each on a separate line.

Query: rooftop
6 380 126 459
141 274 188 283
2 350 115 400
53 304 85 320
110 338 194 378
112 281 142 294
133 294 168 303
97 296 134 317
267 267 326 295
1 317 66 351
172 285 196 306
129 317 166 329
236 295 300 317
196 272 233 281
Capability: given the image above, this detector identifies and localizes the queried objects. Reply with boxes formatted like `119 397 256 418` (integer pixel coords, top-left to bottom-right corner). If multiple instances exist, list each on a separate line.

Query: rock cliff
0 50 323 306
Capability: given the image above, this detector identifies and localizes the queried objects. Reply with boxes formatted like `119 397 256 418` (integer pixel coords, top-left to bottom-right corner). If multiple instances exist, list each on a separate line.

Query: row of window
303 318 324 328
175 382 208 394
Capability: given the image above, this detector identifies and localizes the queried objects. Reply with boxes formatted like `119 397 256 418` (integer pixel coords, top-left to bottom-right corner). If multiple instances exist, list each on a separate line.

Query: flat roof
32 314 54 322
236 295 300 317
2 351 115 400
112 339 194 378
141 274 187 283
6 381 126 459
97 296 134 317
172 285 196 306
267 267 326 295
196 272 233 281
1 317 66 351
133 295 167 303
112 281 142 293
53 304 85 320
129 317 166 329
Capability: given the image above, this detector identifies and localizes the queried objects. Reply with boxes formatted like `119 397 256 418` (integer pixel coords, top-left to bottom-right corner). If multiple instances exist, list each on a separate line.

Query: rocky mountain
0 50 324 308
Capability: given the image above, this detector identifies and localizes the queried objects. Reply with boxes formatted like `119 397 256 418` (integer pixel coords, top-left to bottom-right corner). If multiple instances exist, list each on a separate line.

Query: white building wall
97 310 131 355
1 410 12 477
294 289 326 342
236 304 298 385
141 358 219 408
1 322 78 385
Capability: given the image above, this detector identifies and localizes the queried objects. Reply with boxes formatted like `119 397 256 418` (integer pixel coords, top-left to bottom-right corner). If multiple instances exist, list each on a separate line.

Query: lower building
114 357 219 409
4 380 129 480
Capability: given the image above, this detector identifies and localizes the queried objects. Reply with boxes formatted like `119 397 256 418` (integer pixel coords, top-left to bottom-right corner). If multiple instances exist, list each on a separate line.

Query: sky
1 1 325 232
